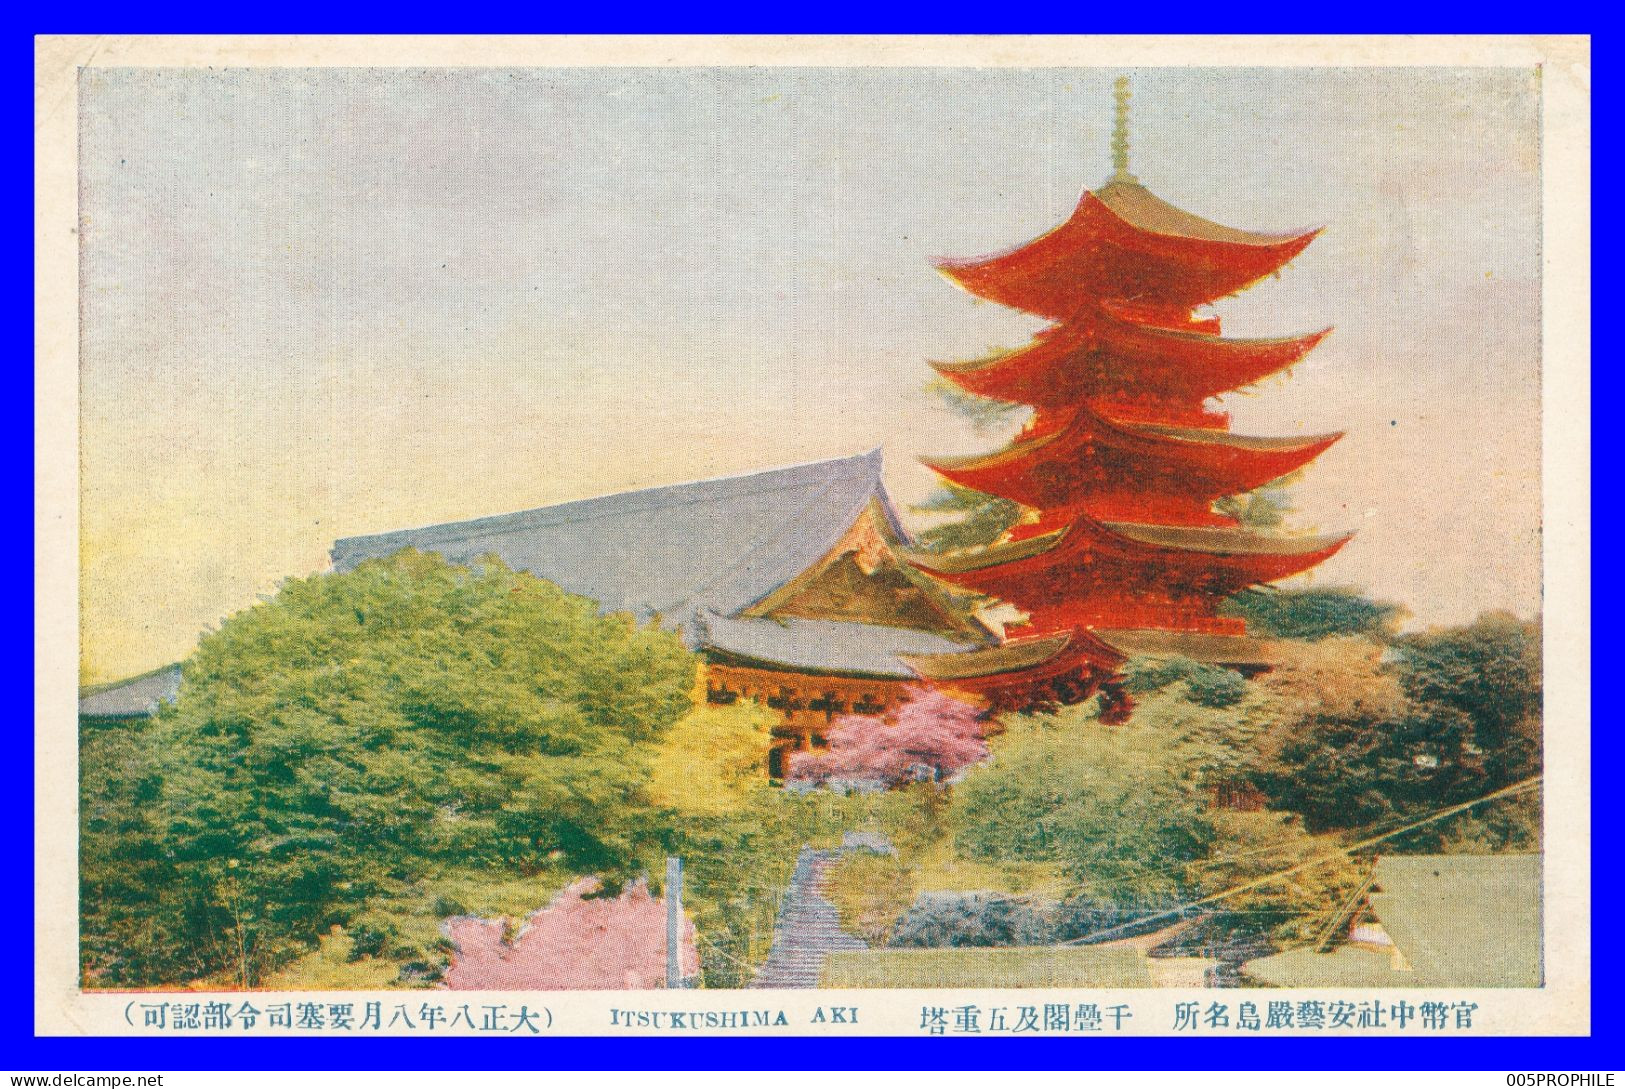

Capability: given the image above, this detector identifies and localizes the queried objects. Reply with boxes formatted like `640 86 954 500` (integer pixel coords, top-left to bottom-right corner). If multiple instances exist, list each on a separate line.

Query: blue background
9 6 1608 1071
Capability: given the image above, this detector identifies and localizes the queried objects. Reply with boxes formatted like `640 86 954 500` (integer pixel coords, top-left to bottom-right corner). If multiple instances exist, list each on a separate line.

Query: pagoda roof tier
1091 628 1284 668
913 519 1351 575
1106 521 1351 557
907 518 1352 625
922 406 1342 519
901 628 1127 697
931 305 1330 413
899 630 1077 681
934 180 1322 319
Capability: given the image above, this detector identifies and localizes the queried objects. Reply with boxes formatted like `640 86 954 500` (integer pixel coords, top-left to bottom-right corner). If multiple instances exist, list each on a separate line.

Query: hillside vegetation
81 555 1541 987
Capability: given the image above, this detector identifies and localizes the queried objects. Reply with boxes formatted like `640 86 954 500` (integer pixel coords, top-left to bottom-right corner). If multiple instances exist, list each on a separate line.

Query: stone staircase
749 841 879 988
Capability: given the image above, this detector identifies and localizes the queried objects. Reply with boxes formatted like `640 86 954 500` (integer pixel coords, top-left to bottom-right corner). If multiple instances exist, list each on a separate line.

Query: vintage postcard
36 35 1590 1038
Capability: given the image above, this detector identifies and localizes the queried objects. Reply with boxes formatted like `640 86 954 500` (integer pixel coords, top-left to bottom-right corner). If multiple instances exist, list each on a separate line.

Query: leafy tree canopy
910 483 1023 554
909 377 1028 553
922 376 1027 433
1246 618 1542 848
1222 586 1406 641
647 702 779 817
953 714 1218 902
1123 655 1248 708
1390 612 1542 755
949 681 1389 938
1212 482 1294 529
83 550 697 987
825 850 918 946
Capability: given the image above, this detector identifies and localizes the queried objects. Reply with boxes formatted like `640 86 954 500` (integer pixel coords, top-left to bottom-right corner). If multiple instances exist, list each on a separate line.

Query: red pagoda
903 78 1351 718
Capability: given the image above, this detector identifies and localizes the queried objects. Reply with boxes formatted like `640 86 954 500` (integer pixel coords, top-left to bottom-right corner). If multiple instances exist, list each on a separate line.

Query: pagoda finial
1110 75 1136 184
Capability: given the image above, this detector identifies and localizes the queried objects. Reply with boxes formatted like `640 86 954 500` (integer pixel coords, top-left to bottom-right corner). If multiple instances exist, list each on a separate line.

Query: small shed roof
1366 853 1542 988
78 664 182 719
1243 853 1542 988
1094 628 1283 668
331 449 904 639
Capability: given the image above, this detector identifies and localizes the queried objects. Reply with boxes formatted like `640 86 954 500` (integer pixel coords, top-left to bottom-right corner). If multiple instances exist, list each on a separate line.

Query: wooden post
666 855 683 989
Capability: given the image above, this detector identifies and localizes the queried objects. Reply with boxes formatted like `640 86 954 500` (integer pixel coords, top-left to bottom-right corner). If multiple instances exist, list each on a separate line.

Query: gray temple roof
696 611 974 680
330 449 907 641
78 663 183 719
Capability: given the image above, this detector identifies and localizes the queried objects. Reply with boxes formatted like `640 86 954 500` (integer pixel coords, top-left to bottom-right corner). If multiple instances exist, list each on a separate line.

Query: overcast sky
78 65 1542 682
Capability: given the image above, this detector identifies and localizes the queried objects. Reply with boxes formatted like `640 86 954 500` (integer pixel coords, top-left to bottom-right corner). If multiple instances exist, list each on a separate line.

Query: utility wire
1311 869 1379 953
1054 775 1542 947
694 930 765 976
1011 774 1538 909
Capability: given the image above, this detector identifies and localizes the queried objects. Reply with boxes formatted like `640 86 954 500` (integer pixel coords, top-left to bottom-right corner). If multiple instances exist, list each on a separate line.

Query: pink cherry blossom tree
788 688 990 788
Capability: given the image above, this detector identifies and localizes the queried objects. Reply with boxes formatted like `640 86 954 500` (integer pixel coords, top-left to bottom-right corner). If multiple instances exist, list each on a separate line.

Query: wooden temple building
330 449 1004 777
900 76 1350 719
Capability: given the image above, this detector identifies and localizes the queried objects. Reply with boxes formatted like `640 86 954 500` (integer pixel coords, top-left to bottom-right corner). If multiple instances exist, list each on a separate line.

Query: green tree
1222 586 1405 641
949 692 1364 939
1123 655 1249 708
910 378 1027 553
922 376 1026 431
1245 617 1542 848
1212 477 1297 529
911 483 1023 554
953 714 1215 902
646 702 778 817
1249 702 1485 834
80 714 203 986
82 550 697 987
1390 612 1542 782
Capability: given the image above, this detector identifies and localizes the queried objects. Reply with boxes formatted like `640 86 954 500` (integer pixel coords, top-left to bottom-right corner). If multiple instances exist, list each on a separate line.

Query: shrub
1047 894 1188 945
887 892 1051 948
1183 667 1249 708
825 851 916 947
431 895 467 918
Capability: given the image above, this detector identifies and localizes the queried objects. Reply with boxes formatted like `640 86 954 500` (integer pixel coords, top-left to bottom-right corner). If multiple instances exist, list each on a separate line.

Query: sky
77 65 1544 683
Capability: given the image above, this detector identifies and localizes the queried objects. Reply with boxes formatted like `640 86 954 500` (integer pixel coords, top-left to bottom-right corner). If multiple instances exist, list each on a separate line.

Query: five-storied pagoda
900 77 1351 720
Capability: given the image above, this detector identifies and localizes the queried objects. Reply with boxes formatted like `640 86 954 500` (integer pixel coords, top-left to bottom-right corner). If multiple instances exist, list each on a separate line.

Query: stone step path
750 837 888 989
